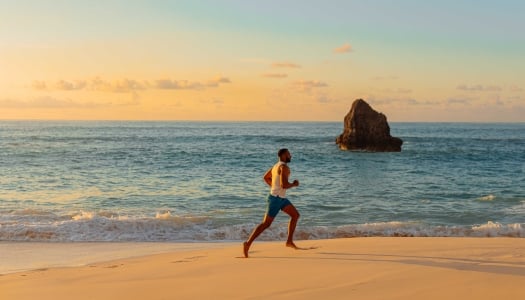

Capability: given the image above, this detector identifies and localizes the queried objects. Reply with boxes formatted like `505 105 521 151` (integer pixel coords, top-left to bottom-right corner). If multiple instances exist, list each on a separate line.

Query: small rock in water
336 99 403 152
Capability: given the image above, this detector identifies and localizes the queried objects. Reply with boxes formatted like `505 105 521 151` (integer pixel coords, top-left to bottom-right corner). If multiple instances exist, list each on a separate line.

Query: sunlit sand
2 238 524 299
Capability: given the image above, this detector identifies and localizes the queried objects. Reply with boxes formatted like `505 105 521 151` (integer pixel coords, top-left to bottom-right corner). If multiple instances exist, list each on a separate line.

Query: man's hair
277 148 289 157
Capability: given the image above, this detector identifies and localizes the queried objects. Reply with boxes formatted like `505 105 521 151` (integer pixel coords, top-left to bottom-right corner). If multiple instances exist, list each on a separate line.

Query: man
243 148 300 258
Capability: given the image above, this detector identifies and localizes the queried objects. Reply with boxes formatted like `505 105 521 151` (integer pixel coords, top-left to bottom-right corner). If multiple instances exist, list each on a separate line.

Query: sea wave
1 211 523 242
477 194 496 201
2 122 524 242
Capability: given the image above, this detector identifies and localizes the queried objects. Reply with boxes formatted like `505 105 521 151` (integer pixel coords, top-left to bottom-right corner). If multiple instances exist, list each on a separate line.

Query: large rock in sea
336 99 403 152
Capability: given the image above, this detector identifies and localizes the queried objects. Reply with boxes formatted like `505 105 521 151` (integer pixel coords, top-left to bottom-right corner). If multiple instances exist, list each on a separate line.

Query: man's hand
293 180 299 187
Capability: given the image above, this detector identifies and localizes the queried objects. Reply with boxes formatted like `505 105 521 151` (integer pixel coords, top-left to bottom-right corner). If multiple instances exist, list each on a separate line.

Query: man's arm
279 165 299 189
263 168 272 186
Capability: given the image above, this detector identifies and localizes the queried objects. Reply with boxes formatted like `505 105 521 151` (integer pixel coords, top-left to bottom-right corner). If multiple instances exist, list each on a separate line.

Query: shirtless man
243 148 300 258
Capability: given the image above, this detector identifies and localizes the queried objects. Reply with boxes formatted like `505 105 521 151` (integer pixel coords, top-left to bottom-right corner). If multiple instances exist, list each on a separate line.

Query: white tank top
270 161 287 197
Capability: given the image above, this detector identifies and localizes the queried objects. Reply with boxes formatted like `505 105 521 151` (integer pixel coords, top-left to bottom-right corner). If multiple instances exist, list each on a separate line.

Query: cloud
510 85 523 92
271 62 301 68
292 80 328 92
89 78 148 93
333 43 353 54
205 76 231 87
457 84 502 92
261 73 288 78
154 77 230 90
212 76 231 84
55 80 87 91
31 76 231 93
154 79 204 90
31 78 147 92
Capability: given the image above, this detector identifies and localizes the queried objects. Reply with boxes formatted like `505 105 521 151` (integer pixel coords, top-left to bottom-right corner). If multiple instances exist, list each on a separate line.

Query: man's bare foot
243 242 250 258
286 242 299 249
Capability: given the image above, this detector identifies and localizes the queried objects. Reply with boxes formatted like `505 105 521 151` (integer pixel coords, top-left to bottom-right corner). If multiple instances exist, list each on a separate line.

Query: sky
1 0 524 122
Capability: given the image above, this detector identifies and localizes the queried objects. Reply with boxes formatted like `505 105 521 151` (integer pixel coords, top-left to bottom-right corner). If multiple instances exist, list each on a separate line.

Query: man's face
284 151 292 163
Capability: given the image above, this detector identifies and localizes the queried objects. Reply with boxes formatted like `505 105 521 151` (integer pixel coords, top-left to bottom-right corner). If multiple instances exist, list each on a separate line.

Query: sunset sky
1 0 524 121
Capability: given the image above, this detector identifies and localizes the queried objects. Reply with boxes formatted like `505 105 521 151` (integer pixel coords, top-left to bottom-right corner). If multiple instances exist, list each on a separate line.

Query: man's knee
283 206 300 219
288 210 299 220
262 219 273 229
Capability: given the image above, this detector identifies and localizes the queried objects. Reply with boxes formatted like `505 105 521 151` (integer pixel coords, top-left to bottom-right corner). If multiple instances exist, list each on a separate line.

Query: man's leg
282 204 300 248
244 214 274 258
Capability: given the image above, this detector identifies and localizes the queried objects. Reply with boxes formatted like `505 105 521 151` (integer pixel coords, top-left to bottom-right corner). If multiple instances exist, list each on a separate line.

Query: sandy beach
1 237 525 299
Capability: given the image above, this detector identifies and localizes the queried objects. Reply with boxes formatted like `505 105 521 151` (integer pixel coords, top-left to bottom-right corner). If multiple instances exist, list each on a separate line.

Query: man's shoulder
279 163 290 172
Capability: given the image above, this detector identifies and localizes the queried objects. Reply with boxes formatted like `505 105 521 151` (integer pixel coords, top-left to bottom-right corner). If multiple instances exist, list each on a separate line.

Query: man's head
278 148 291 163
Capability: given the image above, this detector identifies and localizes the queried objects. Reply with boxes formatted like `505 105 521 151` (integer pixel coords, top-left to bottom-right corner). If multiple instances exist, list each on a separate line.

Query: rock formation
336 99 403 152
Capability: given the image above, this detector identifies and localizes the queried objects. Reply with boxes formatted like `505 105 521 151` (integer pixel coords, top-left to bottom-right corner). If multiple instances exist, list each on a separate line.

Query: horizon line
1 119 524 124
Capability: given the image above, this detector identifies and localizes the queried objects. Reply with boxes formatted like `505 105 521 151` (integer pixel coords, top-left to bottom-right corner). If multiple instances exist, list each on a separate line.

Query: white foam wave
478 194 496 201
155 211 210 224
155 211 173 220
1 215 524 242
472 221 524 237
71 211 95 221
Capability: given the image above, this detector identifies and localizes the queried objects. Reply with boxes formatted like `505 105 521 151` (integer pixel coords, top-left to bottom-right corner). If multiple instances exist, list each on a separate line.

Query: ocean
1 121 524 242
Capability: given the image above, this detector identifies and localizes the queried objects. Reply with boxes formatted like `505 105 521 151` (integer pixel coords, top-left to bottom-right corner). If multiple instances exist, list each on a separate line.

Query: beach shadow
237 247 320 259
172 255 206 263
319 252 525 267
104 264 122 269
398 258 525 277
253 252 525 277
295 246 320 251
326 252 525 277
236 250 260 259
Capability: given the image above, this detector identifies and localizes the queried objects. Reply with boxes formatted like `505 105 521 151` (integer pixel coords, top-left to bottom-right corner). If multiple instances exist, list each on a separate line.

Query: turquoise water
1 121 524 241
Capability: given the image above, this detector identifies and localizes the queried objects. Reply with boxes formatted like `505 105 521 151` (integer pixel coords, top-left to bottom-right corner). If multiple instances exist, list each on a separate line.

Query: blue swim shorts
266 194 292 218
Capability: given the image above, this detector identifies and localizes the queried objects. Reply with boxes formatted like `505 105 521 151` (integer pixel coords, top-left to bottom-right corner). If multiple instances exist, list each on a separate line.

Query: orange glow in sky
1 1 524 122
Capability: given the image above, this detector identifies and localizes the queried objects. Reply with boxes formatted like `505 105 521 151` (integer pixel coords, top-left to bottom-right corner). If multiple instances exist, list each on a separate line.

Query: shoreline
1 237 525 299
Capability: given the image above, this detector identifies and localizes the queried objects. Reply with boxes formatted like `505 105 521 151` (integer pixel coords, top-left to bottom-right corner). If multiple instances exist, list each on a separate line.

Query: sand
1 238 525 299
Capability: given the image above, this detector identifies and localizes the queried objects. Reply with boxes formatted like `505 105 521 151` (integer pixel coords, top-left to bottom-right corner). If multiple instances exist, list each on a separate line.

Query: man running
243 148 300 258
